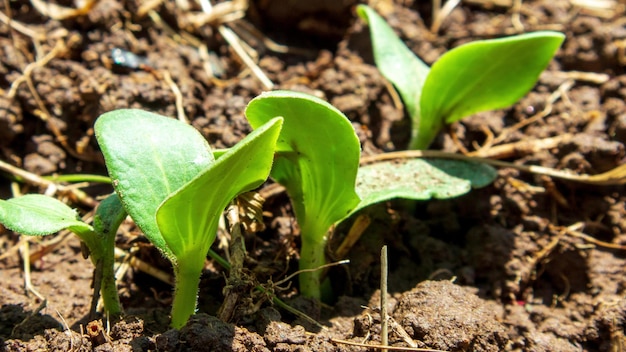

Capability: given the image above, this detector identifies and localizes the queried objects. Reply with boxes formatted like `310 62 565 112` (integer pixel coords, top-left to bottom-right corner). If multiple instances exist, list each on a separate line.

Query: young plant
357 4 565 150
245 91 361 300
95 109 282 328
0 193 126 317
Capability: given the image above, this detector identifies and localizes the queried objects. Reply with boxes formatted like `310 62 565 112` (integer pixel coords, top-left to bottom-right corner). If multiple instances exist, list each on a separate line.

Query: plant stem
170 259 203 329
91 193 128 317
99 231 122 316
381 245 388 352
298 229 327 301
44 174 112 184
217 204 245 322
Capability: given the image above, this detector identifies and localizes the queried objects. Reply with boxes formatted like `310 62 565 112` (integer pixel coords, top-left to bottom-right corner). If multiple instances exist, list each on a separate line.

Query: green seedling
0 193 125 317
95 109 282 328
357 4 565 150
245 91 361 300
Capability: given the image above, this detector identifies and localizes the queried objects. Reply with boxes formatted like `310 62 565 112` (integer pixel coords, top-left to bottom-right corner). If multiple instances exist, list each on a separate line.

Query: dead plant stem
380 245 389 352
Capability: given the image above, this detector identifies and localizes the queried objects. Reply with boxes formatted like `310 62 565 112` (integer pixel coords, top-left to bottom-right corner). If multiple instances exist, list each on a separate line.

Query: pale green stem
170 259 203 329
298 229 327 301
99 230 122 316
90 193 128 317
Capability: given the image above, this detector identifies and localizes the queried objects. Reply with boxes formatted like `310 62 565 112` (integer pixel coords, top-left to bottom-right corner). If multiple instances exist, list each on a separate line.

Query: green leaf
356 4 429 137
0 194 93 236
156 117 283 269
245 91 361 242
352 159 497 214
418 31 565 149
95 109 214 260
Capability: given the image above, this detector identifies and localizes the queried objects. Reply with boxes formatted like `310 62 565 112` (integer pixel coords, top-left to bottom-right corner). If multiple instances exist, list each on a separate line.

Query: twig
431 0 441 32
383 78 404 112
273 259 350 288
8 39 100 162
570 0 619 18
486 79 574 149
137 0 165 17
28 231 73 263
562 223 626 251
467 134 572 159
229 21 316 56
30 0 96 20
431 0 461 33
335 214 371 259
542 70 610 84
380 245 389 352
147 10 203 47
7 40 64 98
0 159 98 207
128 254 175 285
217 203 247 322
0 9 46 40
162 70 189 124
21 239 46 301
0 238 27 261
510 0 524 32
389 315 418 348
330 338 448 352
187 0 247 27
89 258 105 320
462 0 513 7
218 25 274 90
512 228 564 292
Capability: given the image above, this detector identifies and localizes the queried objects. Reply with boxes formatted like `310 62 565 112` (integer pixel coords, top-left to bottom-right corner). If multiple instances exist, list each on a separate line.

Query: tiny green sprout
357 4 565 150
95 109 282 329
245 90 361 301
0 193 125 317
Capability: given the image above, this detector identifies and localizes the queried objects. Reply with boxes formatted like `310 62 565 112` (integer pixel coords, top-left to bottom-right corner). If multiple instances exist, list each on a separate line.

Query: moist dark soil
1 0 626 351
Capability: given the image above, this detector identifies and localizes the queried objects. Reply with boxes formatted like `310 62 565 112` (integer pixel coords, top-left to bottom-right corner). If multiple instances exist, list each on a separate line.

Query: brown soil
1 0 626 351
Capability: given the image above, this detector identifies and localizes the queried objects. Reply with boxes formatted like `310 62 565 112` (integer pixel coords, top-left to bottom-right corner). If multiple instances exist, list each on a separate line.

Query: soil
1 0 626 351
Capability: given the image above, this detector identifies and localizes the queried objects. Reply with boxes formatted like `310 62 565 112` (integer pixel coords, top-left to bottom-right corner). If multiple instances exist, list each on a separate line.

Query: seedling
95 109 282 328
357 4 565 149
0 193 125 317
245 91 361 300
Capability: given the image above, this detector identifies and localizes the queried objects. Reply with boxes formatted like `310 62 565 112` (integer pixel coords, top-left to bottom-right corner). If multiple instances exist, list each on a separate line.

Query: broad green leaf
356 4 429 141
156 117 283 272
352 159 497 214
245 91 361 242
0 194 93 236
95 109 214 260
418 31 565 149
